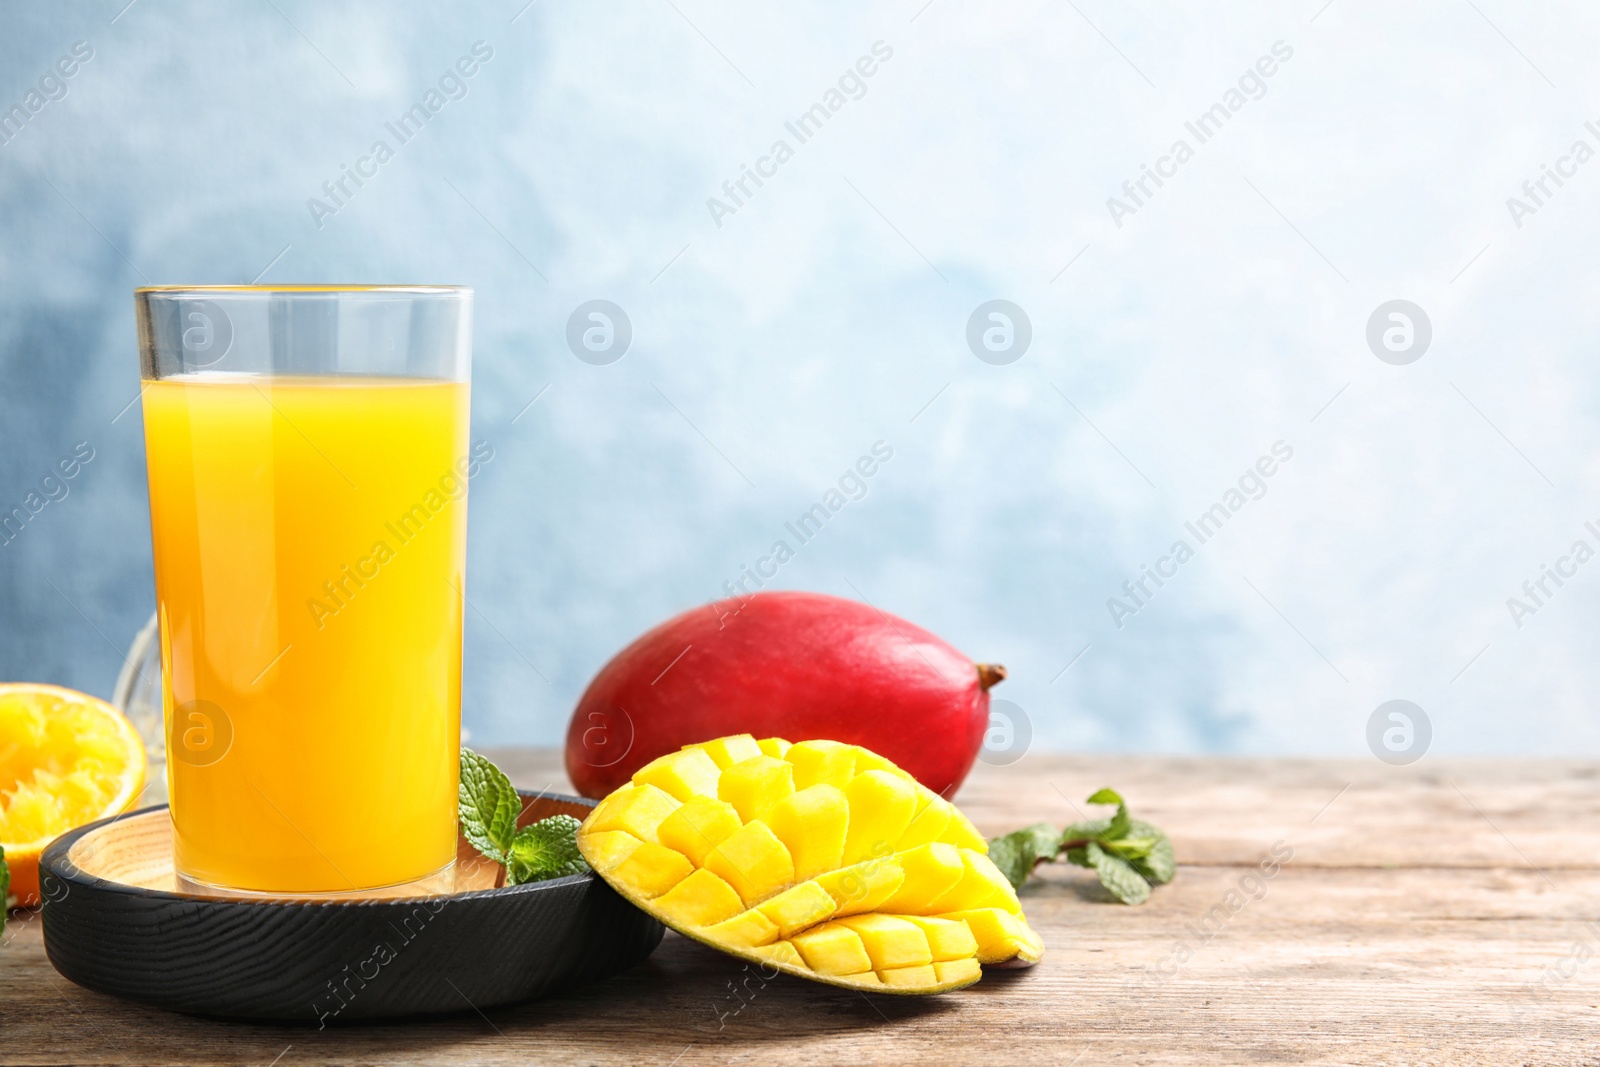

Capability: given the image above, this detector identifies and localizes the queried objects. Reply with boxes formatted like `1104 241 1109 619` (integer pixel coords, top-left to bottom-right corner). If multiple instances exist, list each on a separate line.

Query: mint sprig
459 748 519 862
988 787 1174 905
458 748 591 887
508 814 588 884
987 822 1058 889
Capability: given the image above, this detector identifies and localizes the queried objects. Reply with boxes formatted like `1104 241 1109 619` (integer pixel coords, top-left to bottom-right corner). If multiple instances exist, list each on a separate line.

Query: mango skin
577 735 1043 996
564 591 1000 800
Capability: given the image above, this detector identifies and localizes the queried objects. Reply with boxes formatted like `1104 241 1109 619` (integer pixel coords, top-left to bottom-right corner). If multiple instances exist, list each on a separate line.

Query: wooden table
4 751 1598 1065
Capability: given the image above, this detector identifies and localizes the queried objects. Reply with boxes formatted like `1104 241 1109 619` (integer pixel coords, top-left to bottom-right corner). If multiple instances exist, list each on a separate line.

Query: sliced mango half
577 735 1043 995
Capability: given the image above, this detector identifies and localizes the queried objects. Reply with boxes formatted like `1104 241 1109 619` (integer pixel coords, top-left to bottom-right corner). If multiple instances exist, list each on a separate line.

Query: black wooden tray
39 792 663 1023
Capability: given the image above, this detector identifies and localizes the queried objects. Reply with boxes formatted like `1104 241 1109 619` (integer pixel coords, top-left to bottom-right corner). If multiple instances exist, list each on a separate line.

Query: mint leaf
1085 841 1151 905
986 833 1028 889
1082 787 1132 839
1098 833 1157 862
506 815 590 886
1021 822 1060 858
1127 820 1176 884
994 788 1174 904
988 822 1059 890
459 750 589 887
1107 805 1132 841
1061 817 1111 843
459 748 518 863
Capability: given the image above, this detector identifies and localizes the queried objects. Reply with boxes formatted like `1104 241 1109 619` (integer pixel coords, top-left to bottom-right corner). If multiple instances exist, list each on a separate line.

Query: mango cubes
576 735 1043 994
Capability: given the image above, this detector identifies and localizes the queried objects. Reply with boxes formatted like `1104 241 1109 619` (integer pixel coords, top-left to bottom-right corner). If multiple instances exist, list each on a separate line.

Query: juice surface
141 375 470 892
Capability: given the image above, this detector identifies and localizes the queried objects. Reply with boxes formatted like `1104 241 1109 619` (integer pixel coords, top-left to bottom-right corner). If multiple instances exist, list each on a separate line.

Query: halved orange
0 684 147 906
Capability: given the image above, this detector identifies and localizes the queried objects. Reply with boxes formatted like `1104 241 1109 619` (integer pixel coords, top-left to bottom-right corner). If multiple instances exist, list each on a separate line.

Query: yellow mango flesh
896 795 953 850
633 748 723 803
925 851 1024 916
765 785 847 882
940 908 1045 964
905 915 980 961
790 923 872 975
834 914 933 969
653 868 744 927
706 907 779 948
816 857 905 917
840 770 919 866
577 736 1044 995
608 841 694 899
586 783 679 843
656 795 742 866
750 941 804 968
703 819 796 905
786 739 857 789
879 843 965 913
940 807 988 852
698 734 764 769
718 755 795 822
580 830 643 873
882 964 939 988
934 958 982 985
757 881 837 937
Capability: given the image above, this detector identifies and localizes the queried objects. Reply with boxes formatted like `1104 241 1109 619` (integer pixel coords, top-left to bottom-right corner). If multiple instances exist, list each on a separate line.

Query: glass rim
136 284 470 295
135 285 471 381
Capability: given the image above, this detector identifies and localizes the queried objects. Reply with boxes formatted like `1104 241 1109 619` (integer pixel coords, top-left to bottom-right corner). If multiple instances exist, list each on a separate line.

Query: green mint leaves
1065 787 1176 897
987 822 1059 889
1078 840 1152 905
507 815 589 884
458 749 591 887
459 748 519 862
988 787 1174 905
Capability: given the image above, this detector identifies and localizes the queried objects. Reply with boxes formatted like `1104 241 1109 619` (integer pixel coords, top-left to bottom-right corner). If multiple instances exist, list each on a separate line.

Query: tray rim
39 789 598 909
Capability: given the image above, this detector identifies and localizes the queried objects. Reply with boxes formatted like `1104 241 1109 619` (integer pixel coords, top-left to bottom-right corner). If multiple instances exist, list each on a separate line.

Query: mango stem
977 663 1007 690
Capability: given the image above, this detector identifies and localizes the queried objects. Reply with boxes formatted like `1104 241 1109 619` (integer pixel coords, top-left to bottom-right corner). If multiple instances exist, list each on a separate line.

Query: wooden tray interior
65 795 591 901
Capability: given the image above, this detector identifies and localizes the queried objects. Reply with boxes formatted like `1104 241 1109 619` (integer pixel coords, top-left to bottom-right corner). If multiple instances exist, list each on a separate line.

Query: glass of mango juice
134 286 472 895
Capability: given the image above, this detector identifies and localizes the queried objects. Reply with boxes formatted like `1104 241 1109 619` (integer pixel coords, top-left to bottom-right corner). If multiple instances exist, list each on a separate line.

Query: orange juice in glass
134 286 472 894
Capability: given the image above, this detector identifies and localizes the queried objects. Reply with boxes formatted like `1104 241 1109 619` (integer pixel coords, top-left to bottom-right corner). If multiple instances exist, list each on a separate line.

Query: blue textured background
2 1 1597 755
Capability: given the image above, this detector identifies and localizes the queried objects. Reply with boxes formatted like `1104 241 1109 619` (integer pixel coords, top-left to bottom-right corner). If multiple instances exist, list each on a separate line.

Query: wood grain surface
4 750 1599 1065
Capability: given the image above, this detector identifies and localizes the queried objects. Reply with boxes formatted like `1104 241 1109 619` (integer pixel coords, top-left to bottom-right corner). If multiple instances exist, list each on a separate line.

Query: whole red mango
564 590 1005 800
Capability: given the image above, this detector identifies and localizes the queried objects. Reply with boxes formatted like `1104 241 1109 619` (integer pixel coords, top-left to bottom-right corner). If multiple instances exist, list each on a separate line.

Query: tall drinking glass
135 286 472 895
